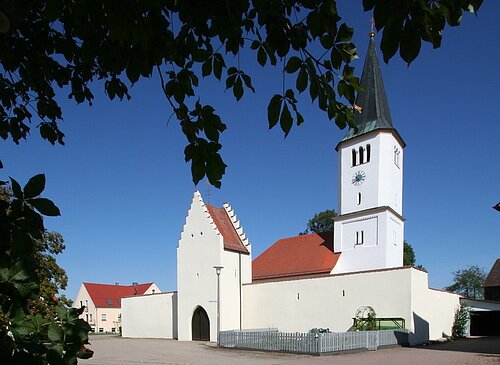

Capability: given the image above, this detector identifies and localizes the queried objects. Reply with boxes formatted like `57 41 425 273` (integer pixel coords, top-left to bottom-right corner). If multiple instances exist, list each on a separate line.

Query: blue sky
2 2 499 301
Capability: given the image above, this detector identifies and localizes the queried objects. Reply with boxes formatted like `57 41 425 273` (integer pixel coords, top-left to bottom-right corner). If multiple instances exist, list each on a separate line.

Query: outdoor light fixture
213 265 223 347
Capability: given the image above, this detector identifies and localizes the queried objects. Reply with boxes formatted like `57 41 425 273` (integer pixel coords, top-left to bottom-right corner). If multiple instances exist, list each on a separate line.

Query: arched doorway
192 306 210 341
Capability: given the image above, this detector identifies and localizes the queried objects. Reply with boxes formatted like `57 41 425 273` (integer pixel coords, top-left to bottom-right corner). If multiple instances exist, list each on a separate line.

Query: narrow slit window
352 149 357 166
359 146 365 164
366 144 371 162
357 192 362 205
361 231 364 244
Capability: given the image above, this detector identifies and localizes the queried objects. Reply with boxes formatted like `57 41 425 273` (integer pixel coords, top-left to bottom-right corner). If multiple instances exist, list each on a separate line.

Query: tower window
359 146 365 164
355 231 364 245
394 146 400 167
366 144 371 162
357 193 362 205
352 149 357 166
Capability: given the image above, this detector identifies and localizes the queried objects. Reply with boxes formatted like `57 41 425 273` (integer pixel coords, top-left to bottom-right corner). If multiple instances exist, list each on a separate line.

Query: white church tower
332 32 405 274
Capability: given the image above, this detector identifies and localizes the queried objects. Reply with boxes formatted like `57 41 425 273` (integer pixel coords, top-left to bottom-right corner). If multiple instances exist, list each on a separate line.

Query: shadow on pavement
420 337 500 355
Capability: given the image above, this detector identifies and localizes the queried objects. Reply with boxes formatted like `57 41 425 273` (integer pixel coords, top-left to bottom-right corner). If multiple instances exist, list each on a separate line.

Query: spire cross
369 18 376 38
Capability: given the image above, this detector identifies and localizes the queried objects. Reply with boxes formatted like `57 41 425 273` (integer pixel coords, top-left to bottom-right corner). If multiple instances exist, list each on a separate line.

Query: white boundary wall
122 292 178 339
242 267 460 345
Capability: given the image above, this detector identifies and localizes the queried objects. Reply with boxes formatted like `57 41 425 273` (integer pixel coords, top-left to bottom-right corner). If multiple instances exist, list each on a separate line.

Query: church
121 34 462 345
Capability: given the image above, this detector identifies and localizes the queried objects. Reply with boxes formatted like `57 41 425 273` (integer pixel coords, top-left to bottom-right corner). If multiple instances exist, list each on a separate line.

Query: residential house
74 282 160 333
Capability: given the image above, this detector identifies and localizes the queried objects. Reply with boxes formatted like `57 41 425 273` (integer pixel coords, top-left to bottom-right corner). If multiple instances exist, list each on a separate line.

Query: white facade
122 292 178 339
242 267 460 345
338 131 404 215
176 192 252 341
332 130 405 274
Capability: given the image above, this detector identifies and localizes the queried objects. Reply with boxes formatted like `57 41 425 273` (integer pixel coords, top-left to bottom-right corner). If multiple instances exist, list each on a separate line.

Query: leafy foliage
451 303 469 338
0 0 482 187
403 241 416 266
0 174 92 364
302 209 337 234
445 265 486 300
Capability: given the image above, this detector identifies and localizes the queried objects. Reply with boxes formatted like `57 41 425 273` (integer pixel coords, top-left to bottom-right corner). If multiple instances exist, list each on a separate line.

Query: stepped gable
83 282 152 308
252 232 340 281
206 204 249 254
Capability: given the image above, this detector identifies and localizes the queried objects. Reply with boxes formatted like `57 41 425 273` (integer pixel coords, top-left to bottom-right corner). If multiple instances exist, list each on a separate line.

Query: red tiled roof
206 205 249 254
83 282 153 308
252 232 340 281
484 258 500 287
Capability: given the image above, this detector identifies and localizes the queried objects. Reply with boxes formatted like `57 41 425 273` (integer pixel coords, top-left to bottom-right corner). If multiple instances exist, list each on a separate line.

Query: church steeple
342 32 394 141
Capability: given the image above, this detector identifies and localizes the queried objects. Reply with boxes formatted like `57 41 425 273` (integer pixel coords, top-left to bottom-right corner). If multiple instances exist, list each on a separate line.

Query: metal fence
219 329 409 355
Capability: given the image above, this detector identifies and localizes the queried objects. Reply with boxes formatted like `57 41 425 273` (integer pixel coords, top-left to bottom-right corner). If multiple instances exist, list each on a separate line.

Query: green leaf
23 174 45 199
336 23 353 42
280 103 293 137
233 77 243 101
10 177 23 199
202 60 212 77
285 56 302 73
28 198 61 216
48 323 64 342
400 20 421 65
257 47 267 66
241 74 255 93
267 94 282 129
381 18 403 63
296 67 308 93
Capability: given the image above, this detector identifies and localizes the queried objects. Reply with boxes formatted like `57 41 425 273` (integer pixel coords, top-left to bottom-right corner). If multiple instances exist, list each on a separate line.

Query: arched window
359 146 364 164
352 149 357 166
366 144 371 162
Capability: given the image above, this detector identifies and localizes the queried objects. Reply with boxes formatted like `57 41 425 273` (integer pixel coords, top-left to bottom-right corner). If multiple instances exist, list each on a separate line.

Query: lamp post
213 265 223 347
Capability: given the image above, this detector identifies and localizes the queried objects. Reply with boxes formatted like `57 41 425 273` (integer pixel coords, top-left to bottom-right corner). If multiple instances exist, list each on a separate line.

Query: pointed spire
342 32 394 141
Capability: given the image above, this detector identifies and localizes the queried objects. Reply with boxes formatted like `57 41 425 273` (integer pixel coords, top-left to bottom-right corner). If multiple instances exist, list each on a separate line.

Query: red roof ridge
83 282 155 308
253 232 340 281
206 204 249 254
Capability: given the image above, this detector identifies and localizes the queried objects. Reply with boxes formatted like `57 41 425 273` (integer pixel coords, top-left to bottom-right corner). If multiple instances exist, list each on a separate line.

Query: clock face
352 171 366 185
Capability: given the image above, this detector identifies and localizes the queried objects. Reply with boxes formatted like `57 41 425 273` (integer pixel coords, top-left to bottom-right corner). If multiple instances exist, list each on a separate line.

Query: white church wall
122 292 177 339
243 267 459 345
243 268 412 333
220 250 247 331
408 269 460 345
385 212 404 267
177 192 223 341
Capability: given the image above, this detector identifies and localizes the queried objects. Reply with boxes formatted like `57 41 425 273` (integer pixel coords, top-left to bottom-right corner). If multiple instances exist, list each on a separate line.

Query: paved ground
84 335 500 365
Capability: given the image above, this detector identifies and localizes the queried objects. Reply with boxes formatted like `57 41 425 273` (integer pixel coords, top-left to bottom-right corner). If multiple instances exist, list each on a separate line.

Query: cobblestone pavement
84 335 500 365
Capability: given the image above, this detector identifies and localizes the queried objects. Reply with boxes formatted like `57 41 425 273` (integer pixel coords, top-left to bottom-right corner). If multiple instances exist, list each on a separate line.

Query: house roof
206 205 249 254
252 232 340 281
83 282 153 308
484 259 500 287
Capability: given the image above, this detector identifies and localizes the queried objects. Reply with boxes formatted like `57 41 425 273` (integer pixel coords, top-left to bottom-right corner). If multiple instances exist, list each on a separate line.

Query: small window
359 146 365 164
352 148 357 166
118 314 121 321
106 298 113 306
89 314 93 322
99 328 104 333
80 300 83 308
101 313 107 322
356 231 364 245
366 144 371 162
357 193 362 205
394 146 400 167
111 328 116 333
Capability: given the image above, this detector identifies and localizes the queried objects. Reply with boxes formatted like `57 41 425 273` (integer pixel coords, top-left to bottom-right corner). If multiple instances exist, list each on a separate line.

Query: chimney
132 282 138 286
